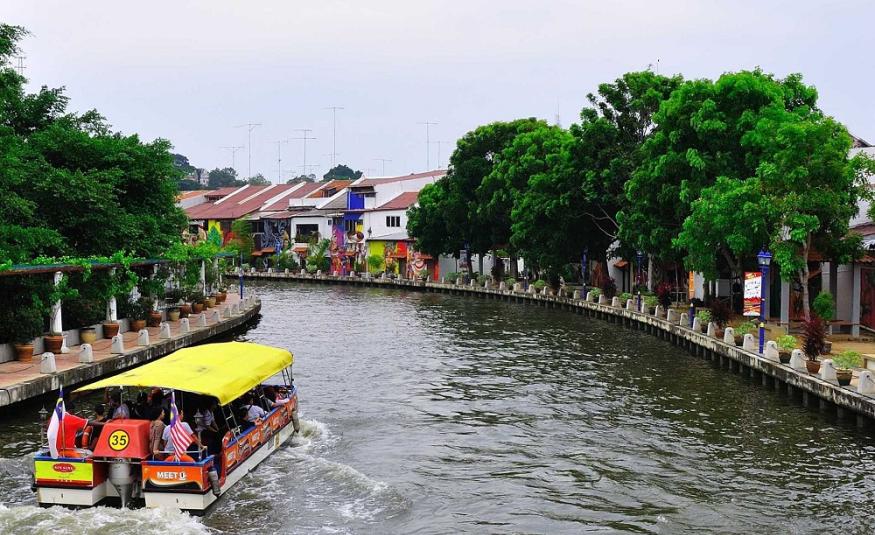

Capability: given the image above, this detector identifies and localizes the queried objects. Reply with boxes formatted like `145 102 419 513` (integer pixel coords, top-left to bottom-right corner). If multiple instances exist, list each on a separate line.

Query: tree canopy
323 164 362 181
208 167 245 189
0 24 187 263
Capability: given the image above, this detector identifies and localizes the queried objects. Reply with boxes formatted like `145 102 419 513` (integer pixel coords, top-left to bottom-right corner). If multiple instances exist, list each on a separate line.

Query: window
345 219 357 233
386 216 401 228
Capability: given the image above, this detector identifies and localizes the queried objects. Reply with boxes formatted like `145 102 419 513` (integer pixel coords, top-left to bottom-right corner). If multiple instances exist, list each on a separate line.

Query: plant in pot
1 305 46 361
776 335 796 364
418 269 432 282
644 295 659 314
696 309 712 333
733 320 756 346
145 298 162 327
533 279 548 293
619 292 633 305
601 277 617 300
119 295 149 331
656 281 673 309
189 291 206 314
802 316 827 374
812 291 834 353
216 285 228 304
832 350 862 386
708 299 731 337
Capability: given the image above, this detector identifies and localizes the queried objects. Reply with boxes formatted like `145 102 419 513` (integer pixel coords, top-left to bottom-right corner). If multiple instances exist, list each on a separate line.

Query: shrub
696 309 712 324
417 269 431 281
812 292 834 321
504 276 516 287
589 286 601 297
644 295 659 308
601 277 617 299
117 295 152 321
802 317 827 359
776 335 797 351
275 253 298 272
619 292 633 303
533 279 547 290
446 272 459 283
186 290 205 304
476 274 489 285
708 299 732 328
833 350 862 370
367 254 384 273
734 321 757 336
656 281 672 308
165 288 185 303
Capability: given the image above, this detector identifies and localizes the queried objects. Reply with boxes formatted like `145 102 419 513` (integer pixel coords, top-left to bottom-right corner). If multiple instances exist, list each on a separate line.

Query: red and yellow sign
743 271 763 317
142 464 206 490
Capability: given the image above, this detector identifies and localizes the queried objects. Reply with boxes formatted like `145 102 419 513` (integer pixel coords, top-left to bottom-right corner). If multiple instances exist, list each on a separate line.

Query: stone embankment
244 270 875 426
0 293 260 409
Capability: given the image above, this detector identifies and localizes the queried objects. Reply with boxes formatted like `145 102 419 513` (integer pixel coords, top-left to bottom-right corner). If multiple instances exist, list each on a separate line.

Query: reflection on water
1 281 875 533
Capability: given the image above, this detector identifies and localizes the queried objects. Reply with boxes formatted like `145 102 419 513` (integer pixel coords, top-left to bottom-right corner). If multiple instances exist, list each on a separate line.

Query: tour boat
32 342 298 512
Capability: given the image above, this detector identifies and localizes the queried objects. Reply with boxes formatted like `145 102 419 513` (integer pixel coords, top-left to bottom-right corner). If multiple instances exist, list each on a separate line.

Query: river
1 281 875 534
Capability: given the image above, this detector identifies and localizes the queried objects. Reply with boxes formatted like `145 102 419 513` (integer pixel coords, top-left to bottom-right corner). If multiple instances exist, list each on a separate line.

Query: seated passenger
242 394 267 424
107 391 130 419
148 407 166 458
160 408 202 461
195 399 220 455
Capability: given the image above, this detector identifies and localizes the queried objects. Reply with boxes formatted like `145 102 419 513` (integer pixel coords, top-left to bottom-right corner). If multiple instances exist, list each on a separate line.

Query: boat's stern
34 454 108 507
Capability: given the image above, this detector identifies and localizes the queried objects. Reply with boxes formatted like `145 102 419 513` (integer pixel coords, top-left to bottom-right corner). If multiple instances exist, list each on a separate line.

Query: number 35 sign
108 430 130 451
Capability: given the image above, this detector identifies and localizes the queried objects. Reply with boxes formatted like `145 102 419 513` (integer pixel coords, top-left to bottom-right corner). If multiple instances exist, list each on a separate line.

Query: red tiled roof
307 179 352 198
204 187 240 199
373 191 419 211
261 182 322 212
353 170 445 188
186 184 297 220
176 190 208 201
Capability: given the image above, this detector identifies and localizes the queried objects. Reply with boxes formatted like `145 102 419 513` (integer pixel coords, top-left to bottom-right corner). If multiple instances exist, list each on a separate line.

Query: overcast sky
6 1 875 182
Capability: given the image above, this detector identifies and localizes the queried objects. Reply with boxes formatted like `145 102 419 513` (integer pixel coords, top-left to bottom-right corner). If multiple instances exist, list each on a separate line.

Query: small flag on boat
169 391 192 460
46 386 65 459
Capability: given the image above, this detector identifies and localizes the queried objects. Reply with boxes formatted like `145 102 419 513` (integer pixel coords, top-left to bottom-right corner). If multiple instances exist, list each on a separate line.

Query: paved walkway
0 293 259 406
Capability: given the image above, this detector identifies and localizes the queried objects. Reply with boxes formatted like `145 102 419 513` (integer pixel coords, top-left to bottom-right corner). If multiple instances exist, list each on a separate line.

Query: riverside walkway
0 293 260 408
245 270 875 426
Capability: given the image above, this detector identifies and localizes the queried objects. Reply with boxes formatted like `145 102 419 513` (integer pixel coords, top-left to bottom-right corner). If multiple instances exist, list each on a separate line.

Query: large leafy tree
208 167 245 188
323 164 362 181
623 70 818 270
0 24 187 262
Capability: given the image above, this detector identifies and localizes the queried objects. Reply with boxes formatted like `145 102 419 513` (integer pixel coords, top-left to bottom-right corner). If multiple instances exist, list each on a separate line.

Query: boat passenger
148 407 166 458
161 407 202 460
242 394 267 425
195 399 220 455
107 391 130 419
277 384 300 434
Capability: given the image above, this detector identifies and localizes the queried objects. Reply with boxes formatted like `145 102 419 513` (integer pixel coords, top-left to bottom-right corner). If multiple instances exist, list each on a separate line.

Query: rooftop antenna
374 158 392 175
323 106 344 167
271 140 291 184
417 121 438 170
656 58 660 75
430 141 450 169
234 123 262 179
299 164 319 176
13 55 25 77
221 145 245 172
554 100 561 127
292 129 317 179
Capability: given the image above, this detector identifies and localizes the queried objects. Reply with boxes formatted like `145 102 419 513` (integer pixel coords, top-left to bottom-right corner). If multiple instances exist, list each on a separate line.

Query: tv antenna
417 121 438 170
271 140 291 184
234 122 261 179
221 145 244 171
374 158 392 175
292 129 317 178
323 106 344 167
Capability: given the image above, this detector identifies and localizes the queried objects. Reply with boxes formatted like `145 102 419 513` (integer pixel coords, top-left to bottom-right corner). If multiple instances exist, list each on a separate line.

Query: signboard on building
743 271 762 317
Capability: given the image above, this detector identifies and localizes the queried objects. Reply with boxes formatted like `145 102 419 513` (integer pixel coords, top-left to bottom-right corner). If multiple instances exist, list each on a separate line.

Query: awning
614 260 629 269
75 342 293 405
292 245 309 254
261 247 275 254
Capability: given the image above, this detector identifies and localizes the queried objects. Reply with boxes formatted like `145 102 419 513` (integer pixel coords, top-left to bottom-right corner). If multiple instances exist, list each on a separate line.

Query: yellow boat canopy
75 342 293 405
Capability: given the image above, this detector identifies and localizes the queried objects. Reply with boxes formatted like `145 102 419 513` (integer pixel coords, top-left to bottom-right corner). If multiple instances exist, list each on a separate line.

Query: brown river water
1 281 874 534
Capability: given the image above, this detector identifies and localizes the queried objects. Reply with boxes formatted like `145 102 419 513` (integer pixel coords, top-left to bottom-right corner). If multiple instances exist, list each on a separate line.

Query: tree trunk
510 254 519 278
478 254 484 275
799 235 812 321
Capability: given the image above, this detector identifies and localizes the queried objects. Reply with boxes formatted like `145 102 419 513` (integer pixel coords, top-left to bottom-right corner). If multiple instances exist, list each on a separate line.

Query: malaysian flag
169 391 192 460
46 386 65 459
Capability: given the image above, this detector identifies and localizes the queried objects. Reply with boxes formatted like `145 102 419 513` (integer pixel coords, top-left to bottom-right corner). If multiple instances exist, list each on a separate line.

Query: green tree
407 180 454 256
228 219 255 259
287 174 315 184
171 153 195 174
323 164 362 181
247 173 271 186
208 167 245 188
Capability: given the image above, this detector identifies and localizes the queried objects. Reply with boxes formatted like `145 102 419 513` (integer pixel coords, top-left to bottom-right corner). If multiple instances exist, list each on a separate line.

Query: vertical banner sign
688 271 695 300
743 272 762 317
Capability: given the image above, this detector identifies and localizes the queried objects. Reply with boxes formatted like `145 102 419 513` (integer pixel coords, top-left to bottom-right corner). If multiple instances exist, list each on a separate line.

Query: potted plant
833 350 862 386
533 279 548 293
708 299 731 338
776 335 796 364
205 294 217 308
146 298 162 327
9 306 45 361
600 278 617 300
619 292 633 305
803 316 827 374
418 269 432 282
656 281 673 309
696 309 712 333
189 291 206 314
216 285 228 304
165 288 185 305
167 306 180 322
504 276 515 288
812 292 835 352
734 321 756 346
119 295 149 331
644 295 659 314
43 331 64 354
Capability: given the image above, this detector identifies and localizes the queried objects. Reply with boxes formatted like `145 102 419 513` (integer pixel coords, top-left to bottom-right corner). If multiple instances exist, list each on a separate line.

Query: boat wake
0 503 211 535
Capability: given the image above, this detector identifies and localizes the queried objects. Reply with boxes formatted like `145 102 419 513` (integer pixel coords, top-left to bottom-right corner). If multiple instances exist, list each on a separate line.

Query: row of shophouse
181 170 449 281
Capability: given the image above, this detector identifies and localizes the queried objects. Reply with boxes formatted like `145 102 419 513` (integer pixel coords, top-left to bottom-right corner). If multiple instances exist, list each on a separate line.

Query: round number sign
108 430 130 451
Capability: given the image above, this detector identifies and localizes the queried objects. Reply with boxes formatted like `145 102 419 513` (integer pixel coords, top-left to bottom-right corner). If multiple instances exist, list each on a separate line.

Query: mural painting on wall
264 220 290 253
408 248 428 279
182 224 208 246
206 221 224 247
330 224 346 274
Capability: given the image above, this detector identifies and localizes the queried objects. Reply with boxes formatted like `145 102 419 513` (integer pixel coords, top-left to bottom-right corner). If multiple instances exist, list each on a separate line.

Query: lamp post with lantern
757 249 772 353
636 250 644 312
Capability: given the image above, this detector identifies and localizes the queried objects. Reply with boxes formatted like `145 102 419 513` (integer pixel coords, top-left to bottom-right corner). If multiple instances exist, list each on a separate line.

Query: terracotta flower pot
13 343 33 361
836 369 853 386
148 311 162 327
806 359 821 374
205 297 216 308
216 292 227 304
80 328 97 345
168 309 180 322
179 304 192 318
193 303 204 314
44 334 64 354
130 319 146 331
715 328 725 339
778 350 792 364
734 334 744 346
103 322 120 339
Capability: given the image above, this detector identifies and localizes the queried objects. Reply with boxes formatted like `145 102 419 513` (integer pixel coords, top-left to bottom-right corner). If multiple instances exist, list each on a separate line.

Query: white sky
5 0 874 182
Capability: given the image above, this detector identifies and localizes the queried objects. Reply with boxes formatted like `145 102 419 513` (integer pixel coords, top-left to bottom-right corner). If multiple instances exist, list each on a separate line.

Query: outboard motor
92 420 151 507
109 461 134 508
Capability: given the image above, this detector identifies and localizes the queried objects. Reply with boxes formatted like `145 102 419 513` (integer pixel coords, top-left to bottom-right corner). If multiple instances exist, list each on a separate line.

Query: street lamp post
581 248 588 297
636 250 644 312
757 249 772 354
239 252 245 300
